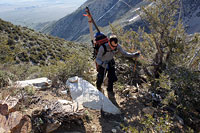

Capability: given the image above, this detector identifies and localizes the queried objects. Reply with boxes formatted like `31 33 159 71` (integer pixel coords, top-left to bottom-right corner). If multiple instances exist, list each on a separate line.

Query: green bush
121 114 172 133
41 49 92 83
0 44 14 63
24 86 36 95
0 70 16 88
2 64 41 81
141 114 172 132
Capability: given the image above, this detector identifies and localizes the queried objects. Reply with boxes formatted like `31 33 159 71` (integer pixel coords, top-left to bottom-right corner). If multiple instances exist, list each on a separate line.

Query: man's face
111 41 118 47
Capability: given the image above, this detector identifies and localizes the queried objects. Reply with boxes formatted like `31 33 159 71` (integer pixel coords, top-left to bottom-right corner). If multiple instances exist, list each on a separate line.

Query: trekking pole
130 41 138 73
133 57 138 73
129 41 139 88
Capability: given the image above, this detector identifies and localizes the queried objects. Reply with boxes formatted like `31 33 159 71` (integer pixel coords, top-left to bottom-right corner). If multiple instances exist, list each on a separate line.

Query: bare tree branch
188 48 200 67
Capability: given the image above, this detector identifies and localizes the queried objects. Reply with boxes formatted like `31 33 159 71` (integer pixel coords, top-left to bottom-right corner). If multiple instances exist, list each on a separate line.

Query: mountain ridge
47 0 145 41
44 0 200 41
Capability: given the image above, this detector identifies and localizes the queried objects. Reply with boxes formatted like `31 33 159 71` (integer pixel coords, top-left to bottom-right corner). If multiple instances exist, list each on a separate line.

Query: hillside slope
0 19 87 65
182 0 200 34
45 0 147 41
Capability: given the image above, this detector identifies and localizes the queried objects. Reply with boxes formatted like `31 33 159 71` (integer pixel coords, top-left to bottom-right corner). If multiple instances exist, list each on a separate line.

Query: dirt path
81 85 147 133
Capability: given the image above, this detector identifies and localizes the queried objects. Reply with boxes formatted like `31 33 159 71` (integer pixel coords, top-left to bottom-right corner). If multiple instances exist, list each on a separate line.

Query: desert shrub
0 70 16 88
41 47 92 83
121 114 172 133
24 86 36 95
7 38 15 45
141 114 172 132
1 64 41 81
0 44 14 63
18 51 29 62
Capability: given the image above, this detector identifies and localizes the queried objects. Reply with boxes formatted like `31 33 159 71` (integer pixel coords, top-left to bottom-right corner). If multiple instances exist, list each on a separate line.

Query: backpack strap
96 38 108 45
102 44 107 56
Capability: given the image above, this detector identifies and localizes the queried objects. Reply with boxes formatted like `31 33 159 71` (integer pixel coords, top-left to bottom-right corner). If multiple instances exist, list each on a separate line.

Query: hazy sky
0 0 87 26
0 0 86 4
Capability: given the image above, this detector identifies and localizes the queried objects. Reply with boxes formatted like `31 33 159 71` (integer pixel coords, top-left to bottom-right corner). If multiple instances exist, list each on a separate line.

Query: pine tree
138 0 187 77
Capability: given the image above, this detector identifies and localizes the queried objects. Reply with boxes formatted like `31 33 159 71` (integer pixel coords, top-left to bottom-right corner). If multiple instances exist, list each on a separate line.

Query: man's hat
109 35 118 44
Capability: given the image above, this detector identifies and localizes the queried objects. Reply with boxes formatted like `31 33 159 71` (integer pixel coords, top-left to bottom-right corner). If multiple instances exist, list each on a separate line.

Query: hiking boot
107 91 120 107
107 91 115 99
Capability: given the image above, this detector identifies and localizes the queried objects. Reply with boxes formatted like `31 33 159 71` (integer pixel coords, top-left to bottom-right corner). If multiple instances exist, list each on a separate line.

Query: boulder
123 88 130 95
11 115 32 133
15 77 52 89
32 99 84 133
66 76 121 115
0 97 31 133
0 96 19 113
112 129 117 133
142 107 156 116
0 127 6 133
45 121 61 133
0 112 22 131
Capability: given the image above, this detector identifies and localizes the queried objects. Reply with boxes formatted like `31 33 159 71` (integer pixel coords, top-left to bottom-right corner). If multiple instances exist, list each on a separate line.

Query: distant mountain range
43 0 200 41
0 0 86 28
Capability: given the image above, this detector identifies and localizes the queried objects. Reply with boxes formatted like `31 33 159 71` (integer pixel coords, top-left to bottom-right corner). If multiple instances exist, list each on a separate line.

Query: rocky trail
43 84 147 133
1 64 191 133
0 73 150 133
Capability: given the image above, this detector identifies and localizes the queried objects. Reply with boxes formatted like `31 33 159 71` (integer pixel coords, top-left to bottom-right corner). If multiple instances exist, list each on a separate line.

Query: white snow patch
16 77 52 89
129 15 140 22
148 2 154 7
128 2 153 23
132 7 140 13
